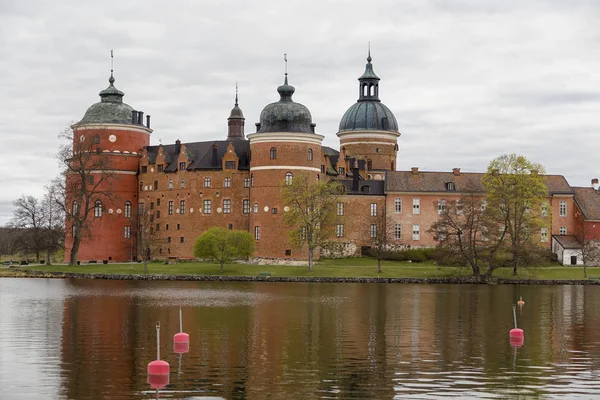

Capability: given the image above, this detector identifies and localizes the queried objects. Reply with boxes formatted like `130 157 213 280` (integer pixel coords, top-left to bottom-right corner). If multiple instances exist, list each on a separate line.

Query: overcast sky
1 0 600 224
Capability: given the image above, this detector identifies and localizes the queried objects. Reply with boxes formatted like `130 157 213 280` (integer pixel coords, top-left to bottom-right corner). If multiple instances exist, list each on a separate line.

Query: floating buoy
148 321 170 389
517 296 525 306
174 307 190 354
509 304 524 347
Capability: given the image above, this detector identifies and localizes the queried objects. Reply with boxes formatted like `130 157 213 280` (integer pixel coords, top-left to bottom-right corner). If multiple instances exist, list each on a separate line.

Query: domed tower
337 51 400 177
227 85 245 140
65 67 151 263
246 70 324 259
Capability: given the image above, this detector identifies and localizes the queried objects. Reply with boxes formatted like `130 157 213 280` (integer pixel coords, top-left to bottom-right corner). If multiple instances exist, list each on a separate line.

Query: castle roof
385 170 574 195
77 74 138 126
146 140 250 171
573 187 600 220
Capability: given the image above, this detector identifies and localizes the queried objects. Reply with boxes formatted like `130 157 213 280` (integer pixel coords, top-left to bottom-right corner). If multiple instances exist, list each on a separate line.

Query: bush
364 247 437 263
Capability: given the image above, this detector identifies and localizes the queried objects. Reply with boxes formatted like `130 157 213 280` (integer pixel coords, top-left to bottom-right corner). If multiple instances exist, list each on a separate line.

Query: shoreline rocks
4 269 600 285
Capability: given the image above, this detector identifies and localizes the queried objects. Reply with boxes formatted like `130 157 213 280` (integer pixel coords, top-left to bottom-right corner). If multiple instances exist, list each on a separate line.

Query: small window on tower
179 162 186 171
225 161 236 169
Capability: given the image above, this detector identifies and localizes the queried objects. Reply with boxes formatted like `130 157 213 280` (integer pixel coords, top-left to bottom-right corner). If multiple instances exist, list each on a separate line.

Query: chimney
137 111 144 125
175 139 181 154
452 168 461 176
411 167 419 175
146 115 151 129
131 110 138 124
352 167 359 192
592 178 599 190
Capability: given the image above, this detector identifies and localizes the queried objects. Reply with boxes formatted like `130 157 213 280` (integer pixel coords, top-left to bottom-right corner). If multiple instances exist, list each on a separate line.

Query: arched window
72 201 79 215
308 148 313 161
270 147 277 160
285 172 293 185
94 201 103 217
363 84 368 97
124 201 132 218
370 84 374 96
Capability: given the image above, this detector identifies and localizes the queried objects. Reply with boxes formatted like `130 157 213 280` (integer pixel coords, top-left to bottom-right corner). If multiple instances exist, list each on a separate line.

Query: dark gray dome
257 75 315 134
339 101 398 132
77 75 136 125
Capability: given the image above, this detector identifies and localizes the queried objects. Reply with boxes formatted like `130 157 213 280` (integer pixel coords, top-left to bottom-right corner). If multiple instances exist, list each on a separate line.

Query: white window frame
168 179 174 190
94 201 102 217
124 201 132 218
168 201 174 215
394 223 402 240
253 203 258 213
413 198 420 215
541 202 549 217
337 202 344 216
559 226 567 235
223 199 231 214
203 200 212 214
370 224 377 238
559 200 567 217
370 203 377 217
180 200 186 215
336 224 344 238
243 199 250 214
224 177 231 188
254 226 260 240
285 172 293 185
438 199 446 215
541 228 548 243
244 177 250 188
124 226 131 239
412 224 420 241
204 177 211 188
179 178 185 189
394 198 402 214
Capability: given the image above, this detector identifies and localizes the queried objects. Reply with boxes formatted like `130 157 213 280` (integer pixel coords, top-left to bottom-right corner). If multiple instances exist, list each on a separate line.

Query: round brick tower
247 73 324 259
337 51 400 178
65 71 151 263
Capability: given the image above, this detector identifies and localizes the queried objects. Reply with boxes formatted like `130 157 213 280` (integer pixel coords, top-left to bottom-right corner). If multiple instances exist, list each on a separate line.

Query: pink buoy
509 304 525 346
173 307 190 354
147 321 170 389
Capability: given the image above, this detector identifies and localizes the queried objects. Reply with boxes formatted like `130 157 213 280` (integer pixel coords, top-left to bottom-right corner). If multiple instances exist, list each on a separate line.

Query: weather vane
284 53 287 75
110 49 114 77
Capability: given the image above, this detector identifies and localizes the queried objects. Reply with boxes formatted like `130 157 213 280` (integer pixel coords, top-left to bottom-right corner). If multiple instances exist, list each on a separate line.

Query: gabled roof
385 171 574 195
340 179 385 196
573 187 600 220
146 140 250 171
553 235 582 249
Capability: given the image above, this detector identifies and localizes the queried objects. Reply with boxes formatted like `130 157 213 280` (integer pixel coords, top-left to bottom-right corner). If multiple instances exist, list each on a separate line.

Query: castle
64 53 600 266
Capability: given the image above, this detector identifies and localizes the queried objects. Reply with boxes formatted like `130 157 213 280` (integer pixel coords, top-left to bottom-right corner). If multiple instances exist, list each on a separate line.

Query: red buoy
509 304 525 346
147 321 170 389
173 307 190 354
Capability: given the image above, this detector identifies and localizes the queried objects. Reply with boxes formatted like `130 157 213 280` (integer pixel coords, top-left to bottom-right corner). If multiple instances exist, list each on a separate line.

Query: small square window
141 166 147 174
285 249 292 256
158 165 164 172
225 161 236 169
271 208 278 214
179 162 186 171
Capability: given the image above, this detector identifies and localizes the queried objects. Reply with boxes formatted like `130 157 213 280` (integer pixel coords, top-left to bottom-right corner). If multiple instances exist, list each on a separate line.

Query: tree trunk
46 248 51 265
308 249 313 272
377 258 382 273
70 234 81 266
584 264 587 278
220 262 224 273
36 250 40 263
143 259 148 274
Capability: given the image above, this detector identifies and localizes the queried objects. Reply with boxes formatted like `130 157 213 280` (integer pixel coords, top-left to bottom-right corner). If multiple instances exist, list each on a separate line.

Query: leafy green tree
281 172 343 272
193 227 254 273
482 154 550 276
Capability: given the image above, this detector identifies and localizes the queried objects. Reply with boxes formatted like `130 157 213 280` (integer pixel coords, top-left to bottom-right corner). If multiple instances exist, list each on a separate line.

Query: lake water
1 278 600 399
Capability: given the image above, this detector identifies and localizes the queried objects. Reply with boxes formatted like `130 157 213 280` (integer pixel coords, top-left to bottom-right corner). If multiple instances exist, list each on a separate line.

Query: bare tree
54 128 115 265
577 222 600 277
365 206 394 274
42 182 65 265
10 195 46 262
134 205 166 273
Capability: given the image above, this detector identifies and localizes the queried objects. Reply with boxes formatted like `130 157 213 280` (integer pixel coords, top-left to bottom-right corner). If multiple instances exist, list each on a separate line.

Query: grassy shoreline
2 257 599 281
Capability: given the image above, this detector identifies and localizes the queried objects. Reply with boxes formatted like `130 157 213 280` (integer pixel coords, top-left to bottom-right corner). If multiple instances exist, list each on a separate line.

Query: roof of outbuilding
385 171 574 195
553 235 582 249
573 187 600 220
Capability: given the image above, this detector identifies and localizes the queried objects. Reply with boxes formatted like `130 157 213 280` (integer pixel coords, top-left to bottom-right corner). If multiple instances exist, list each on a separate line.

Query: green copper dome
338 53 398 133
257 75 316 134
77 75 136 125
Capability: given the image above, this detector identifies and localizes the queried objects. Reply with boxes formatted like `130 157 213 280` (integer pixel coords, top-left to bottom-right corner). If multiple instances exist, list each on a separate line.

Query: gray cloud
1 0 600 224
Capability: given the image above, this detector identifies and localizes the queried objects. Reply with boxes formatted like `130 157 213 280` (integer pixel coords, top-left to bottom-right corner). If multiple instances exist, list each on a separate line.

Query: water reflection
1 279 600 399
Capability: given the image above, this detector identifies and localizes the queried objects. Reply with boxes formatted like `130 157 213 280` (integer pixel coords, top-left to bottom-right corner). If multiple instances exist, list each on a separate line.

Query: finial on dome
108 49 116 86
367 42 372 63
235 81 239 106
284 53 288 85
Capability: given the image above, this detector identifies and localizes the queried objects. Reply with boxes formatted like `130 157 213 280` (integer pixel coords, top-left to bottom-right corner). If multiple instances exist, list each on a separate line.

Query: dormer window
158 164 164 172
179 162 186 171
446 182 455 191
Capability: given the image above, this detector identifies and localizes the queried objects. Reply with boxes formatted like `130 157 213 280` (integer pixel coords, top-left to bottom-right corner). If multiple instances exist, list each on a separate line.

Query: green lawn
9 257 600 280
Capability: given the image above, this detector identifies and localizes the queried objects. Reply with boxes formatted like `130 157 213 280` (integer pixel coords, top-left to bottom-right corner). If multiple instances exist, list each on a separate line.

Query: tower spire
235 81 239 106
284 53 288 84
109 49 115 86
368 42 371 62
